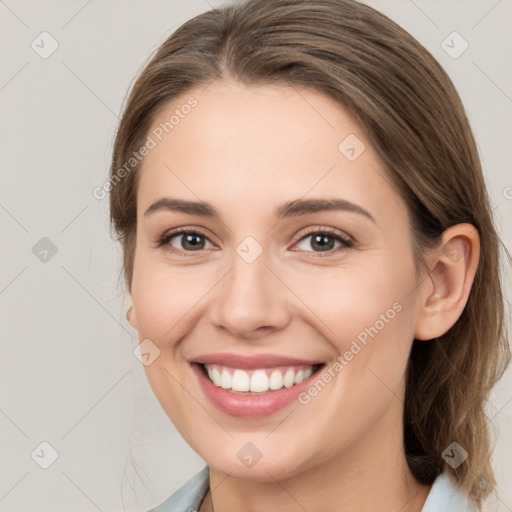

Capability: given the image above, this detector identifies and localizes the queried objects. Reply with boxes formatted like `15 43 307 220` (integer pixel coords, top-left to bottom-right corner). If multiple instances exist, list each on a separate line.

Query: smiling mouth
197 363 325 394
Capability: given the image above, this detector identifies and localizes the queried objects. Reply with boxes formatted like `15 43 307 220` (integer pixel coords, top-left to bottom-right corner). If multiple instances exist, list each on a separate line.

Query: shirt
148 465 479 512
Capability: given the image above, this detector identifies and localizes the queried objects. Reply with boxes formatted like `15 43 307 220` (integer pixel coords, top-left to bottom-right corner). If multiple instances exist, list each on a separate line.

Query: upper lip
190 353 323 370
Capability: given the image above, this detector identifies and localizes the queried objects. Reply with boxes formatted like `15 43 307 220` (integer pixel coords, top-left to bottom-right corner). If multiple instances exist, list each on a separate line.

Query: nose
207 248 291 340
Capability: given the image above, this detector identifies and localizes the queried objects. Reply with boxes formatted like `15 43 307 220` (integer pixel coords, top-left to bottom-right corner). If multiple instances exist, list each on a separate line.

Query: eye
157 229 214 255
156 226 354 256
292 228 353 254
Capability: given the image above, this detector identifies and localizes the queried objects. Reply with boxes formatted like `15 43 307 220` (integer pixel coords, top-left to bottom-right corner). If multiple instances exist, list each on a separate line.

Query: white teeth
209 367 221 387
203 364 317 393
220 368 232 389
283 368 295 388
269 369 283 390
232 369 250 392
250 369 269 392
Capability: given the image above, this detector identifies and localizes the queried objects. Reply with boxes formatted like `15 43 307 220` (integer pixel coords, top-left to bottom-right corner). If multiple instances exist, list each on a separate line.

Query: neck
201 401 432 512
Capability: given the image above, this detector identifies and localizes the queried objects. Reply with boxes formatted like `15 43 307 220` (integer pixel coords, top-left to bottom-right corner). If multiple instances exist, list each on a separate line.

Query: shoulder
421 472 479 512
148 465 210 512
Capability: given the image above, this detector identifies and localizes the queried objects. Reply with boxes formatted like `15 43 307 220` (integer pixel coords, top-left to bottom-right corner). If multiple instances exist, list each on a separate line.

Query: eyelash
155 226 354 257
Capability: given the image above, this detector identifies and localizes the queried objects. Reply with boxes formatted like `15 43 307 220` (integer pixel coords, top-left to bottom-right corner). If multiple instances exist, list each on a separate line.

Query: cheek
131 259 212 343
290 255 417 350
321 257 418 407
131 260 209 430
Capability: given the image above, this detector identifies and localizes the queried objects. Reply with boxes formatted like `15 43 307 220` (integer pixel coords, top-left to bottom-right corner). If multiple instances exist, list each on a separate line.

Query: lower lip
191 363 322 418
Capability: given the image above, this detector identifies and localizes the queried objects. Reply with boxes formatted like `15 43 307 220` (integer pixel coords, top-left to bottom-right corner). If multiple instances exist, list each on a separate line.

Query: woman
109 0 510 510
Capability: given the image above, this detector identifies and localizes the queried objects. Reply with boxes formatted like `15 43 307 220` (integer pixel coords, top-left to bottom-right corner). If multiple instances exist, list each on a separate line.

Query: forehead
136 80 404 221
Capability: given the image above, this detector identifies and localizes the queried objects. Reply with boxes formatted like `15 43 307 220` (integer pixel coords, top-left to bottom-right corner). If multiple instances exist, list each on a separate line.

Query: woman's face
129 80 426 480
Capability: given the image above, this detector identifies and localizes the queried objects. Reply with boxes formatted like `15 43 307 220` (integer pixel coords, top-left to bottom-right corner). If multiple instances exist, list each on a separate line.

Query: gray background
0 0 511 511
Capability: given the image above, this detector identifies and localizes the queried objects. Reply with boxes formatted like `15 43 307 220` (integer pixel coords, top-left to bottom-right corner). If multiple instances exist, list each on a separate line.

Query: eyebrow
144 197 375 223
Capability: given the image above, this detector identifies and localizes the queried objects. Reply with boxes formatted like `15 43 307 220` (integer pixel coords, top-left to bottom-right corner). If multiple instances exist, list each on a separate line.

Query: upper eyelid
161 226 352 251
293 226 352 242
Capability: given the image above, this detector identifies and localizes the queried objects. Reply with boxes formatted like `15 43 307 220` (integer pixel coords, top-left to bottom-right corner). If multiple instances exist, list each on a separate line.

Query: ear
126 305 139 329
414 223 480 341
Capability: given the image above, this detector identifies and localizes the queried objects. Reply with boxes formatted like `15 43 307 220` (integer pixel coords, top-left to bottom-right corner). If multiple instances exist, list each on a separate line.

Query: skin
127 79 480 512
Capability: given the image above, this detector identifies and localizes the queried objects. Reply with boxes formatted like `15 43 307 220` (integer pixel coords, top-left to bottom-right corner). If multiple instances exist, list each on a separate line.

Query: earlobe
414 224 480 341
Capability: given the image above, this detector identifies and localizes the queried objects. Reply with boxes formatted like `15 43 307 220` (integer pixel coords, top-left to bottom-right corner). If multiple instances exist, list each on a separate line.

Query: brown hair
109 0 510 506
